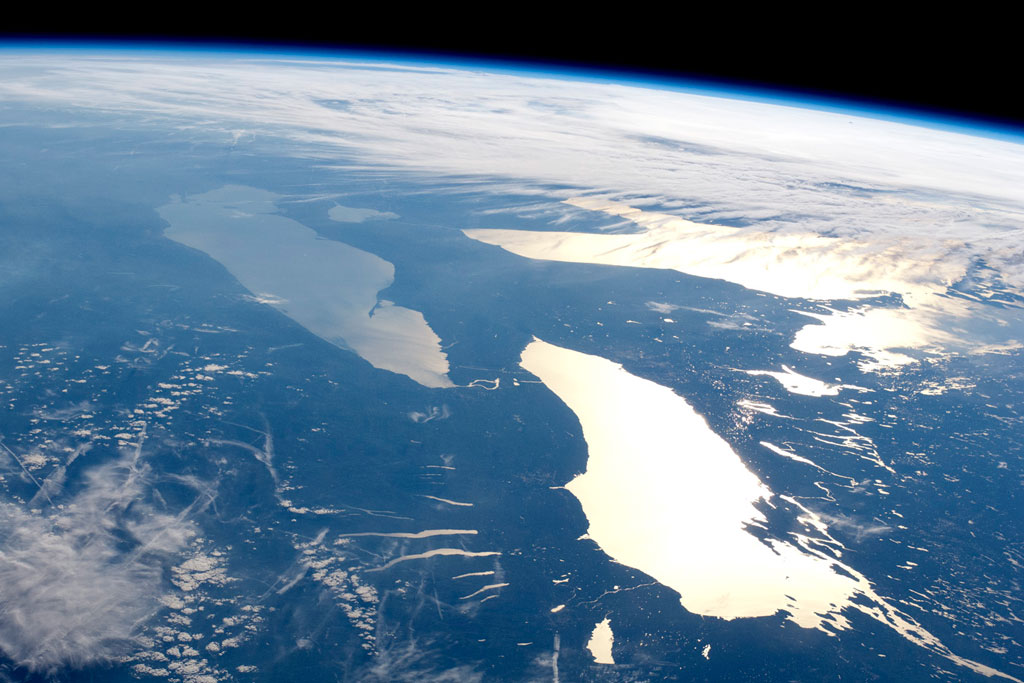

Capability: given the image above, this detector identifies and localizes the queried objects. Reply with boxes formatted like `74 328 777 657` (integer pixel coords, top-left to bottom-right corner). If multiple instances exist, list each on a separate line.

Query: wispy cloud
1 55 1021 259
0 447 208 674
355 638 483 682
806 510 892 543
2 54 1022 350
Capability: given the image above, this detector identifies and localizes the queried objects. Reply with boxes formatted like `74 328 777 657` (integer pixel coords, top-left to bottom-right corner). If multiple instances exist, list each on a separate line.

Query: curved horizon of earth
0 46 1022 682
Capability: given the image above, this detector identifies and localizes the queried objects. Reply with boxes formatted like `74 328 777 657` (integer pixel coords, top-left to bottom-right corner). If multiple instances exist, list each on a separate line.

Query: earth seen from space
0 47 1023 682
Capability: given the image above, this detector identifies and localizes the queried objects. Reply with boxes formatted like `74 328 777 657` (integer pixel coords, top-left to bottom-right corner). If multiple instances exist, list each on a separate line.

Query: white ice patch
458 583 509 601
586 618 615 665
736 399 789 419
328 204 399 223
452 571 495 580
743 365 846 397
370 548 500 571
760 441 830 472
420 494 474 507
337 529 476 539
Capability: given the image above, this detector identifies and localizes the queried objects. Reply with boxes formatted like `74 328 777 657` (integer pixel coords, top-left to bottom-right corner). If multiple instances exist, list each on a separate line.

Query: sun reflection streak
521 338 1018 680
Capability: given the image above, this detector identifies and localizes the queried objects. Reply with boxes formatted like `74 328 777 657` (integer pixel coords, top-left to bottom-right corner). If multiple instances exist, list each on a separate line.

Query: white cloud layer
0 449 201 674
2 52 1021 370
0 51 1022 676
1 54 1022 239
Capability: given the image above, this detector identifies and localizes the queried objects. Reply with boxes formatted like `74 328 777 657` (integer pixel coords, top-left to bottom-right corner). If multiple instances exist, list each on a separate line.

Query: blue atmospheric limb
0 45 1021 682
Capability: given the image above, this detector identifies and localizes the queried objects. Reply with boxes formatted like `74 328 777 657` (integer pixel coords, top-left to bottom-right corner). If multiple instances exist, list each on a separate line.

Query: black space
3 15 1020 131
